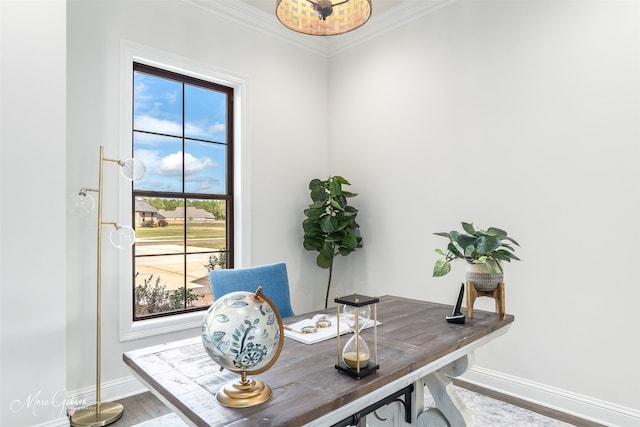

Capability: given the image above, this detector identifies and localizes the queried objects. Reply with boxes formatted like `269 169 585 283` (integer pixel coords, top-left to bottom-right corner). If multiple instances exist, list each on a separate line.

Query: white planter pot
465 262 503 292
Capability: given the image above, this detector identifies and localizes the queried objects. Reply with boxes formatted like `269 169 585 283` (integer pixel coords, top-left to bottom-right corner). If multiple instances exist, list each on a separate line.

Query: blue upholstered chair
208 262 295 318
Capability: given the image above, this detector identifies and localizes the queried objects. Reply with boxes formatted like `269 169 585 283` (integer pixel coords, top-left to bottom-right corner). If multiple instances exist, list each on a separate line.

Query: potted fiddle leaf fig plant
432 222 520 291
303 176 363 309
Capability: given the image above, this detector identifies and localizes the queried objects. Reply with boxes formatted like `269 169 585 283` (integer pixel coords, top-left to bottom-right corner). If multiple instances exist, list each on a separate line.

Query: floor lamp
68 146 145 426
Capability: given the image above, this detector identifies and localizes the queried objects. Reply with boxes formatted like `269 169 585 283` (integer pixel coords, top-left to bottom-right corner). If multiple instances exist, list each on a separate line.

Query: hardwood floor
112 392 172 426
112 382 608 427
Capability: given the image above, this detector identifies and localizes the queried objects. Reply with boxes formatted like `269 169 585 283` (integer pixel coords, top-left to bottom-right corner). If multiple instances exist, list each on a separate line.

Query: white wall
65 0 331 405
329 0 640 424
3 0 639 425
0 1 68 426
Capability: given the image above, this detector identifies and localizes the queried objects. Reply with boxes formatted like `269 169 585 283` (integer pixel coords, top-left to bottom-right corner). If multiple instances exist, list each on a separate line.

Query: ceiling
186 0 457 56
238 0 402 16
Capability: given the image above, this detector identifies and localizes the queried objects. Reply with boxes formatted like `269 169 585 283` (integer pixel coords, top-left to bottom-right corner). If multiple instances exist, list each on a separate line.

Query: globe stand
202 287 284 409
69 402 124 427
216 371 273 408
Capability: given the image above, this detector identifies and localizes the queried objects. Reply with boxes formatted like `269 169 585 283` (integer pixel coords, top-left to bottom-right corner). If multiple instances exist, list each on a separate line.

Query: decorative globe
202 289 283 374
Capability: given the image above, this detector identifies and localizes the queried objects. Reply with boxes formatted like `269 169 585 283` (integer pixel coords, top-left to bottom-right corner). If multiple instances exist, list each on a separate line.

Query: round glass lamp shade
202 288 284 407
120 158 146 181
109 225 136 249
67 192 95 216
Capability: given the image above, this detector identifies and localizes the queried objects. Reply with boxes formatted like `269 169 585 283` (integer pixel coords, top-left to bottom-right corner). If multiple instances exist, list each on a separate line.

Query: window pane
187 254 213 307
184 141 226 194
134 254 186 317
185 199 226 250
185 84 227 143
131 62 233 322
134 197 185 255
133 133 184 192
134 71 183 137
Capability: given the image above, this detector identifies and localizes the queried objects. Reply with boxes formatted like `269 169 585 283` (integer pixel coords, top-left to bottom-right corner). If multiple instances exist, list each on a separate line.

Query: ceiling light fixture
276 0 372 36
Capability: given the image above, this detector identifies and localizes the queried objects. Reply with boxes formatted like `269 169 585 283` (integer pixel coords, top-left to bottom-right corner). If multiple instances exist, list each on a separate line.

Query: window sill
120 310 204 341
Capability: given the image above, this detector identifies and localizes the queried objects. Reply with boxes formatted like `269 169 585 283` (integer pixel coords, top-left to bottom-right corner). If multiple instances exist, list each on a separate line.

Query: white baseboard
67 375 146 404
32 376 147 427
462 366 640 427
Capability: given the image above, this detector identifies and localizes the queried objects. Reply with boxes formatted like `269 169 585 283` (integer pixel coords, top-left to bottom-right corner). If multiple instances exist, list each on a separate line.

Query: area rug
424 387 573 427
131 386 574 426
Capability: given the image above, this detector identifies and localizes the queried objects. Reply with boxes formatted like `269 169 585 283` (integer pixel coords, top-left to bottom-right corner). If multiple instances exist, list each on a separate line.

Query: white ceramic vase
465 261 503 292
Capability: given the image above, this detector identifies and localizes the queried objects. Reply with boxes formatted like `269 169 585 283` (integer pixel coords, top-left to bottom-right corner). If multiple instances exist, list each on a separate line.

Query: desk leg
418 353 475 427
364 384 421 427
358 354 475 427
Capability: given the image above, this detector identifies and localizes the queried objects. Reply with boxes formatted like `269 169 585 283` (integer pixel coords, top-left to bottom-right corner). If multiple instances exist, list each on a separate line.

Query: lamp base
216 377 272 408
70 402 124 427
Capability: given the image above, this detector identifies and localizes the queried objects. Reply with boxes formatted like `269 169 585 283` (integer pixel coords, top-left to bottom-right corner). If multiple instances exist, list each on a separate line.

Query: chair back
208 262 294 318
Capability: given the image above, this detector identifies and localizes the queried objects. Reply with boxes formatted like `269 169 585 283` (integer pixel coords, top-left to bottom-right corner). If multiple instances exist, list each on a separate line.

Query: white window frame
118 40 251 341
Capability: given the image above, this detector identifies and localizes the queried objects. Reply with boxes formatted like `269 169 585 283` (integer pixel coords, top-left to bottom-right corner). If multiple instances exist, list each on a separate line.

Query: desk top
123 295 514 427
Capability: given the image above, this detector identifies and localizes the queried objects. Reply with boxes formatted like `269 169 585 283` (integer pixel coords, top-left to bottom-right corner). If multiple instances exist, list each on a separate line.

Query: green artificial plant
303 176 363 309
432 222 520 278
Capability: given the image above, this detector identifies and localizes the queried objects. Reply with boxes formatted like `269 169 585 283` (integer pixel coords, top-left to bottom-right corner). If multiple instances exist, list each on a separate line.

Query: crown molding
184 0 332 56
329 0 457 55
183 0 458 57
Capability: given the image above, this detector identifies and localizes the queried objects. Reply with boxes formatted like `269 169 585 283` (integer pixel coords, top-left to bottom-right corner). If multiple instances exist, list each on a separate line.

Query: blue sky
133 71 228 194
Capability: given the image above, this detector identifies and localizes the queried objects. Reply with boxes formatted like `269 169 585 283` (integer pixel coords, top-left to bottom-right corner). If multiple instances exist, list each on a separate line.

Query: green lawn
136 224 226 240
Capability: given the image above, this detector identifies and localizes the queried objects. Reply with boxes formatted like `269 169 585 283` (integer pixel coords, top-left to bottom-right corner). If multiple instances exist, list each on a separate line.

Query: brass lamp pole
70 146 144 427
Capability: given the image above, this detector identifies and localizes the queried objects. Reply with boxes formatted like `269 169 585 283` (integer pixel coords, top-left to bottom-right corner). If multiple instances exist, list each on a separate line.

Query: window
131 62 234 321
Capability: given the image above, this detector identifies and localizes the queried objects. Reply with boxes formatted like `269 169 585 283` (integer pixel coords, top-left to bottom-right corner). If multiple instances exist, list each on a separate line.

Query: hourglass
335 293 379 379
343 303 371 333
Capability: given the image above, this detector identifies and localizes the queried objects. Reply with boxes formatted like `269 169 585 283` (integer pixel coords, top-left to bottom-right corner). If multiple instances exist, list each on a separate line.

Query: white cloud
135 115 181 136
186 175 220 193
185 122 206 138
156 151 215 176
134 82 152 111
185 152 215 172
133 148 162 170
163 90 177 105
209 122 226 134
157 152 184 176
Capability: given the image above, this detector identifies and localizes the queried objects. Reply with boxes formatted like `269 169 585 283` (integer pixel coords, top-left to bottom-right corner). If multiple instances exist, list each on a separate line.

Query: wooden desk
123 295 514 427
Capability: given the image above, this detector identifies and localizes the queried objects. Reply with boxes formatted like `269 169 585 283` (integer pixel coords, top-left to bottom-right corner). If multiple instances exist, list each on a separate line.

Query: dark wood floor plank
113 392 172 426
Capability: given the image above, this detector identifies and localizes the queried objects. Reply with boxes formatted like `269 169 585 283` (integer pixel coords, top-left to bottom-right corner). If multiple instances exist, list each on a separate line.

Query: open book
283 313 380 345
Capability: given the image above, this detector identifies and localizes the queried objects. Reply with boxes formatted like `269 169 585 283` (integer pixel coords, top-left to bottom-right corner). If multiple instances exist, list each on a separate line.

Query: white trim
30 377 146 427
462 366 640 427
184 0 332 57
118 39 250 341
68 375 144 405
329 0 458 56
183 0 458 57
55 376 145 427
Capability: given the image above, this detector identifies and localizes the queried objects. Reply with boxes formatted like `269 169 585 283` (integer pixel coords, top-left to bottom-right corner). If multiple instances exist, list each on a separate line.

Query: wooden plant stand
466 281 505 320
